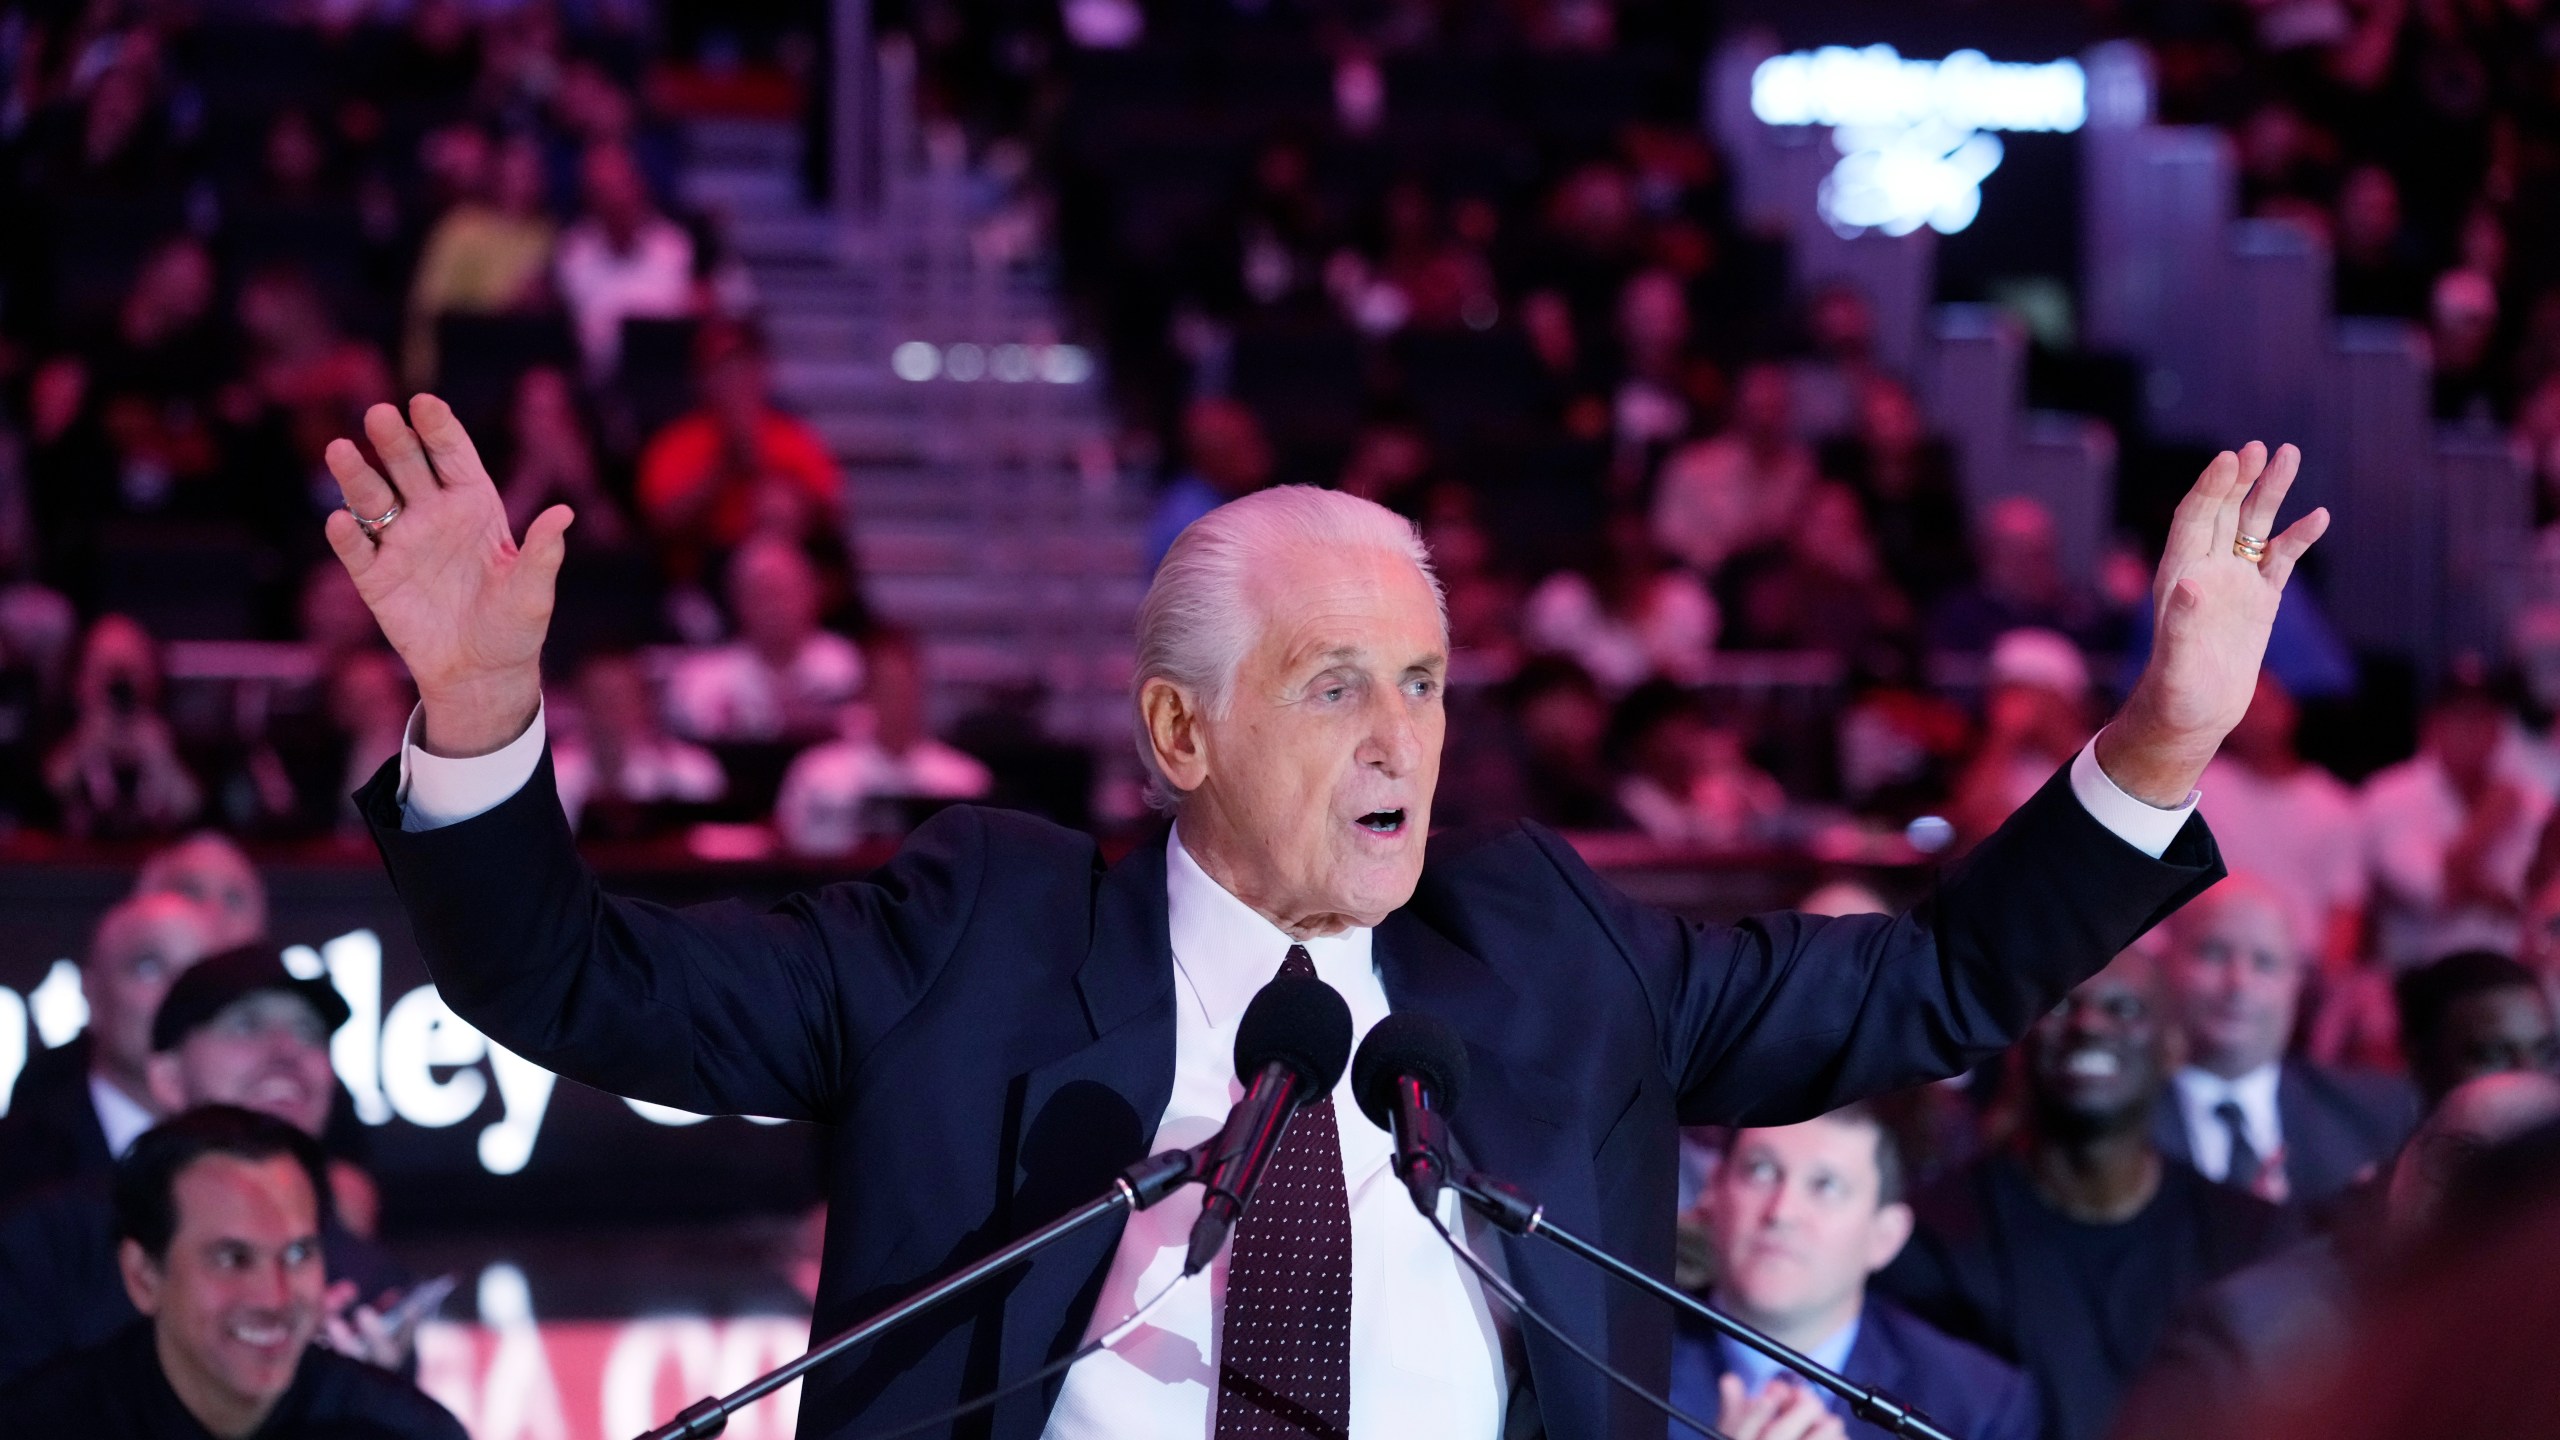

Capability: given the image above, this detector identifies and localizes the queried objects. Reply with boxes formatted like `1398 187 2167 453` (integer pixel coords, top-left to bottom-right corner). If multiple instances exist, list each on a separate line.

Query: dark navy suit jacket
356 754 2220 1440
1666 1296 2039 1440
2148 1060 2419 1209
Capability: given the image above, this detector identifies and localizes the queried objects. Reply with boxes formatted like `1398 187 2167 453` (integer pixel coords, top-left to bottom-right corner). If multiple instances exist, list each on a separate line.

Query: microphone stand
1450 1173 1961 1440
636 1148 1199 1440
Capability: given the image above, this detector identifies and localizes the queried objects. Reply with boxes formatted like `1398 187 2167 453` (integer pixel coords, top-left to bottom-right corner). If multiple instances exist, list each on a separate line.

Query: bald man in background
0 894 220 1212
2150 876 2418 1210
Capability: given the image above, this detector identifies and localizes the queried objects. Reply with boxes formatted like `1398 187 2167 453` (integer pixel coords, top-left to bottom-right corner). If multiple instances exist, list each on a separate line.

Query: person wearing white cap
1945 628 2097 845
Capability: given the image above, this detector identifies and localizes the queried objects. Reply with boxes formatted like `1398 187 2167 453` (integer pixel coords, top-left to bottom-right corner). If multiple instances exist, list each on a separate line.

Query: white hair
1132 485 1443 809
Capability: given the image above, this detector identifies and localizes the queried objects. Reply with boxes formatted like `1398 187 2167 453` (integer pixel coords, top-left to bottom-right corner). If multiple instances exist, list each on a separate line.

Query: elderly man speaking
323 395 2320 1440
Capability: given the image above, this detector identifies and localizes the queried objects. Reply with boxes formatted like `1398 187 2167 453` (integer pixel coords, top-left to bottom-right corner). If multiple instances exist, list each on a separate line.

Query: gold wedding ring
351 502 402 538
2233 533 2267 564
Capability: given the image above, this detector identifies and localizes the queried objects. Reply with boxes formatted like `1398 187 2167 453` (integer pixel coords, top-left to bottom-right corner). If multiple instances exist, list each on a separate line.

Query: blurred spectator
1723 482 1914 659
0 948 410 1386
1609 267 1698 459
297 559 385 671
325 651 415 825
0 1108 465 1439
0 893 220 1211
664 535 863 743
134 833 269 950
2199 672 2368 968
1508 656 1628 830
2394 951 2560 1109
554 139 696 381
776 629 991 856
1929 498 2106 656
1944 630 2093 845
2151 876 2419 1210
403 130 558 389
1609 682 1784 848
2117 1070 2560 1438
1820 377 1972 608
1879 950 2296 1440
551 651 725 837
1650 362 1814 579
2431 268 2506 424
230 267 392 443
1334 415 1435 515
1521 511 1716 693
2332 165 2430 319
1145 397 1275 571
44 614 203 840
2360 681 2554 968
1673 1107 2037 1440
636 323 840 583
499 365 631 548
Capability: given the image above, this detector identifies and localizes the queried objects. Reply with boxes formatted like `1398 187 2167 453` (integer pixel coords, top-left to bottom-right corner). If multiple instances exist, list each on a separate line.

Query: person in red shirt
636 321 844 583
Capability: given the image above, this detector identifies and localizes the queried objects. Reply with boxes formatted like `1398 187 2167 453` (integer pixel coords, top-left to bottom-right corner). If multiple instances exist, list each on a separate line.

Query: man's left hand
2098 441 2328 807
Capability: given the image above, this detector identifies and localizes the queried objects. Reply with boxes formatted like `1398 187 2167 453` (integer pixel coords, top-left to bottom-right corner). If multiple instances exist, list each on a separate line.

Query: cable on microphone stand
852 1267 1203 1440
1419 1212 1734 1440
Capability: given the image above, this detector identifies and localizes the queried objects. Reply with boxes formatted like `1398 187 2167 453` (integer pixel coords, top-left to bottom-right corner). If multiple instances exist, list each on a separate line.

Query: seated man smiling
0 1107 462 1439
1673 1105 2037 1440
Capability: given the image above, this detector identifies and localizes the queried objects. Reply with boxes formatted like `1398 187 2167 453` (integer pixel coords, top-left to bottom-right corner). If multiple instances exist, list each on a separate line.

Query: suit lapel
1377 910 1610 1440
989 833 1180 1439
2149 1089 2194 1166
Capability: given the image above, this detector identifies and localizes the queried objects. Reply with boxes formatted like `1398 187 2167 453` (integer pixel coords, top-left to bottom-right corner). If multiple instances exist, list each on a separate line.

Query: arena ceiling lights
1750 45 2087 239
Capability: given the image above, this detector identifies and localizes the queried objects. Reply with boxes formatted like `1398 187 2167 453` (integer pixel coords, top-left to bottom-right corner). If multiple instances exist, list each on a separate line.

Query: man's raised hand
2097 440 2329 806
322 395 573 757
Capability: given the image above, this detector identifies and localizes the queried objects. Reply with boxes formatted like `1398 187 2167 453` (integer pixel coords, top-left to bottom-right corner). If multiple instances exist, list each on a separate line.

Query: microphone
1351 1012 1471 1216
1184 972 1353 1275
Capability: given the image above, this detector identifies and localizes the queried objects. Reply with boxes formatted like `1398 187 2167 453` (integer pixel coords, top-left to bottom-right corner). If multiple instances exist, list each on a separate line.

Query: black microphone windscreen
1233 973 1355 1095
1351 1011 1471 1133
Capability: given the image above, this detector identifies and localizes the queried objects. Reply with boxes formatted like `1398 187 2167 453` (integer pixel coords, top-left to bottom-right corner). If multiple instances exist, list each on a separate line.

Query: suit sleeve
1541 761 2222 1125
356 748 990 1122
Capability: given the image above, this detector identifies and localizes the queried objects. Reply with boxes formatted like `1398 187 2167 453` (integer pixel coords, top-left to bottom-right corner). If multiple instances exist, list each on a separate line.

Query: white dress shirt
2171 1062 2283 1184
391 712 2201 1433
89 1072 158 1158
1714 1307 1859 1411
1038 828 1515 1440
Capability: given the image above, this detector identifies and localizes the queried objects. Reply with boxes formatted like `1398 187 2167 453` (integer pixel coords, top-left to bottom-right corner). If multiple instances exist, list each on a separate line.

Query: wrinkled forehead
1241 542 1447 670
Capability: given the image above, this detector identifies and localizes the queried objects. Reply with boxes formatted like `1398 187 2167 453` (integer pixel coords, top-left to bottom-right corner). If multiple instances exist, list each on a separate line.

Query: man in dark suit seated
1669 1105 2036 1440
0 949 409 1387
319 395 2325 1439
2149 875 2419 1210
2113 1068 2560 1438
0 1106 465 1439
1877 951 2298 1440
0 893 220 1212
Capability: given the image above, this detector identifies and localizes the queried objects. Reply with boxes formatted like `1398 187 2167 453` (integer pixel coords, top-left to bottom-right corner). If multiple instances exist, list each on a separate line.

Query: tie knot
2215 1098 2248 1125
1280 943 1317 980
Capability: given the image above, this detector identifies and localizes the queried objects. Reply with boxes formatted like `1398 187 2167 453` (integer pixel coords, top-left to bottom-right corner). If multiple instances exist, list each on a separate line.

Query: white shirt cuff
397 701 548 833
2068 730 2199 860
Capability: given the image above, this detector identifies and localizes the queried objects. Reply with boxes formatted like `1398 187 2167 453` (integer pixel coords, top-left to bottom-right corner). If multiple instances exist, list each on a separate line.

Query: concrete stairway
679 116 1150 748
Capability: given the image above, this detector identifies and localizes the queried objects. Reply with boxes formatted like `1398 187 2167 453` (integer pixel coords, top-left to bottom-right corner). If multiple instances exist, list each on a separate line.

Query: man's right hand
1716 1375 1848 1440
323 396 573 757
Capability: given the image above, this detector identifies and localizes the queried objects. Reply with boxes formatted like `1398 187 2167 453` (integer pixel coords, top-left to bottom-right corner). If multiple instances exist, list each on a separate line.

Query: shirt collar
1164 825 1373 1032
2174 1059 2283 1135
1713 1309 1862 1406
88 1072 158 1158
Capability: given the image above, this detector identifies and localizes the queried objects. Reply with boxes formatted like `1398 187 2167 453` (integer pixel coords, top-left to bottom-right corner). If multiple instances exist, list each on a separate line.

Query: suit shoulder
299 1347 471 1438
1866 1296 2027 1390
909 803 1098 862
2292 1061 2421 1119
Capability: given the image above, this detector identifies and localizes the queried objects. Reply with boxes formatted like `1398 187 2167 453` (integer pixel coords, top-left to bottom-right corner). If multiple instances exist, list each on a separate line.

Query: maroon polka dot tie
1213 944 1354 1439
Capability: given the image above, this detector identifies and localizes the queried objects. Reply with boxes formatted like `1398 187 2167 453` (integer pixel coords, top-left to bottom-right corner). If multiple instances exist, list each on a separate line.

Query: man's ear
146 1053 186 1114
1864 1200 1915 1274
1139 677 1210 795
119 1238 163 1316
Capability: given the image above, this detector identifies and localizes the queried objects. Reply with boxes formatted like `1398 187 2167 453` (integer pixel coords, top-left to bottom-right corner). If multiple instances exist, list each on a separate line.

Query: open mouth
1355 809 1407 834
